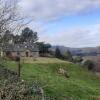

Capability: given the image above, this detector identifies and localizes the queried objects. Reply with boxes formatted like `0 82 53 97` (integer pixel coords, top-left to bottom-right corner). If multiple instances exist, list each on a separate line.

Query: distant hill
51 46 100 56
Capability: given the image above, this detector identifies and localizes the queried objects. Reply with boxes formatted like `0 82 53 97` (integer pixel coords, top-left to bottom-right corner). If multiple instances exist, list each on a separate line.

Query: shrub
73 56 83 63
83 60 94 70
63 50 73 62
0 66 45 100
55 47 63 59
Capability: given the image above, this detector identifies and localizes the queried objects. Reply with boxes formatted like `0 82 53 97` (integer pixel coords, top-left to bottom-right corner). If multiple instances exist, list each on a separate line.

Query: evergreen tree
64 50 73 61
55 47 62 58
36 42 51 54
21 27 38 43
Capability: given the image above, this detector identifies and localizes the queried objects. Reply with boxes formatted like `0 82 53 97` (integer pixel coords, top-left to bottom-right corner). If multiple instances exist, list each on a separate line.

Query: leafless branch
0 0 32 36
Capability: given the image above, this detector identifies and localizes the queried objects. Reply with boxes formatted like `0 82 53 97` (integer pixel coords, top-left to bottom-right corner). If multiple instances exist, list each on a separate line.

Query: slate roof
2 43 39 52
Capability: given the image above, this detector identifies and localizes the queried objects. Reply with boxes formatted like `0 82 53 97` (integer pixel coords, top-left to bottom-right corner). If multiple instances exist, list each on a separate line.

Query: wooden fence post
16 56 21 77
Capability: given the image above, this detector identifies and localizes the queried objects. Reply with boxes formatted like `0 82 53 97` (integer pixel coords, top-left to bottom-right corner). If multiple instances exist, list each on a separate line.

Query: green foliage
63 50 73 61
37 42 51 55
55 49 73 61
73 56 83 63
0 27 38 44
83 60 94 70
13 35 21 44
21 27 38 43
55 47 62 59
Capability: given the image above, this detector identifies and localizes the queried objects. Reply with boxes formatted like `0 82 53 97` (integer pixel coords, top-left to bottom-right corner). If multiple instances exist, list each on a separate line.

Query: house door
26 51 29 57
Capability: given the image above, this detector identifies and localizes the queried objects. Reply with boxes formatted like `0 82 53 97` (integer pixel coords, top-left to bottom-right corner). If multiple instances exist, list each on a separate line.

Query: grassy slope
4 57 100 100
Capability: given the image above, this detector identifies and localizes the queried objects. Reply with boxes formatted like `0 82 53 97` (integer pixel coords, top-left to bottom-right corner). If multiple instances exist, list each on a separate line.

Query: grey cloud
19 0 100 21
18 0 100 47
39 24 100 47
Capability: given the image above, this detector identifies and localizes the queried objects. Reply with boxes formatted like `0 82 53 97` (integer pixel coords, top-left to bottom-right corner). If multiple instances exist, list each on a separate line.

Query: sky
18 0 100 48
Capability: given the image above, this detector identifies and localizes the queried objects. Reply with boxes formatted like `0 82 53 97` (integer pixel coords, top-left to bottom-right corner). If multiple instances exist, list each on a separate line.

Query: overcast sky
18 0 100 47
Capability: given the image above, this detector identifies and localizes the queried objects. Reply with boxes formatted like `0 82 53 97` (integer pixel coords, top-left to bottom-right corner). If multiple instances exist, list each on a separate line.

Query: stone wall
3 50 39 58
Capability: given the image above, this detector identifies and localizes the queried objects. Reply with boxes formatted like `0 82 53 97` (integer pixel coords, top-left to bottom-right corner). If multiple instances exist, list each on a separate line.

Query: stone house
1 43 39 58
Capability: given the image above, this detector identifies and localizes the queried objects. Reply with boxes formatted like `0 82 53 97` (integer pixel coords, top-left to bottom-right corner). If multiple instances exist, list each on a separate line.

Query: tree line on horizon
0 26 83 62
0 25 94 71
0 27 51 56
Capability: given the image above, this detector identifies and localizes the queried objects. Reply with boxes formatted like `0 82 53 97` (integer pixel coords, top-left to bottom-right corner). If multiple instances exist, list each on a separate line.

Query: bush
83 60 94 70
55 47 63 59
73 56 83 63
63 50 73 62
0 66 45 100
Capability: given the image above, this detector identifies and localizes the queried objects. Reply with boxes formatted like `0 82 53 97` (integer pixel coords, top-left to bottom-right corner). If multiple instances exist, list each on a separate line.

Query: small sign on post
16 56 20 77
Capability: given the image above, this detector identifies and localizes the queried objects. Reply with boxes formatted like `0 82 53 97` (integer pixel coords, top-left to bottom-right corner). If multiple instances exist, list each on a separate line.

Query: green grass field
3 57 100 100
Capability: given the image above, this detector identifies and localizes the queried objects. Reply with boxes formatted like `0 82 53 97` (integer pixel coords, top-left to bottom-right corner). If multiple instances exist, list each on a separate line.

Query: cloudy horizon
18 0 100 48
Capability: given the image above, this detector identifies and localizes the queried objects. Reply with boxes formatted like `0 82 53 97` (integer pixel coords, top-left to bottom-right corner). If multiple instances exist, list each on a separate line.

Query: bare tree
0 0 32 38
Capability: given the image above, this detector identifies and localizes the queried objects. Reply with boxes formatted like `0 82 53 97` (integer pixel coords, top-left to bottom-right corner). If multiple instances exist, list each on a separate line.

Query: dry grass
21 57 69 64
